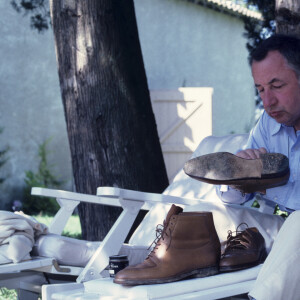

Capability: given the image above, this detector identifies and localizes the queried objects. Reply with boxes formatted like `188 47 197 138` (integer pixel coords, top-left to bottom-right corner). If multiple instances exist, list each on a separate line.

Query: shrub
0 287 17 299
22 139 64 215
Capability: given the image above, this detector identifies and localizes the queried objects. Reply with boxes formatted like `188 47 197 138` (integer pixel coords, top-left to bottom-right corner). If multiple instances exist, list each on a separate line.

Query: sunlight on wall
150 88 213 182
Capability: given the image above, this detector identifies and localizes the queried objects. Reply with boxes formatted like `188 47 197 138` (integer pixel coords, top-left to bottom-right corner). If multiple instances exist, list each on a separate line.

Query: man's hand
230 147 268 195
236 147 267 159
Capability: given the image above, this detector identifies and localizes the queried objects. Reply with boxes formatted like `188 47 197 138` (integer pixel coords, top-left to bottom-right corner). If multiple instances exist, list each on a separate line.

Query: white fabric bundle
0 211 48 264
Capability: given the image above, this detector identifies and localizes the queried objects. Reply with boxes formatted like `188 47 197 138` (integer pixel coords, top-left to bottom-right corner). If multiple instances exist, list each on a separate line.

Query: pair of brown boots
114 205 266 286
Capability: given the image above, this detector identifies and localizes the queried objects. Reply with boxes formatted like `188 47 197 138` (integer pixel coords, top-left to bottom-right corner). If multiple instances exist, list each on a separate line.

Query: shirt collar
271 122 297 141
264 111 295 136
270 120 283 136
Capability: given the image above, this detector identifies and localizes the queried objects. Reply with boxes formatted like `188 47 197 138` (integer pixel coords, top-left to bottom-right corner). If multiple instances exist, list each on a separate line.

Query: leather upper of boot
220 225 267 270
114 205 221 282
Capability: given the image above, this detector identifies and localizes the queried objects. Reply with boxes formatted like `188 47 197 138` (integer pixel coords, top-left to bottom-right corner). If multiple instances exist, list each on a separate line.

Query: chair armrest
31 187 122 207
31 187 124 234
32 186 197 236
96 186 199 209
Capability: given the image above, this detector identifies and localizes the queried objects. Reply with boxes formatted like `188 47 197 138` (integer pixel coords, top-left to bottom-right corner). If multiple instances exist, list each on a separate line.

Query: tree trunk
276 0 300 36
49 0 169 240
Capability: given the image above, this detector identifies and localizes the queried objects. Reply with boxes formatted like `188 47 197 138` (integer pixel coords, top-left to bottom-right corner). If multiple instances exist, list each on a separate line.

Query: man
115 34 299 300
219 34 300 300
220 34 300 209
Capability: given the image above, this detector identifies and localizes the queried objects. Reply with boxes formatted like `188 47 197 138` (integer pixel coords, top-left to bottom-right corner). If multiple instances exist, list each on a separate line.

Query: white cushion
33 234 149 267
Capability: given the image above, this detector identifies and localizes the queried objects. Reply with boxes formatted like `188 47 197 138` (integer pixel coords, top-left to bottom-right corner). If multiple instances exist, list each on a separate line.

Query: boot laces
147 220 172 258
222 223 251 256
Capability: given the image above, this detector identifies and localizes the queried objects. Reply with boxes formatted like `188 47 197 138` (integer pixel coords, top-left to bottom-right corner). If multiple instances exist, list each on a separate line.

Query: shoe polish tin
109 255 129 277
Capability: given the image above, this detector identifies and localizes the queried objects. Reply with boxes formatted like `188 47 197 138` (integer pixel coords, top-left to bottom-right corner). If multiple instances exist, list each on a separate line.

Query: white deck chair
0 133 277 299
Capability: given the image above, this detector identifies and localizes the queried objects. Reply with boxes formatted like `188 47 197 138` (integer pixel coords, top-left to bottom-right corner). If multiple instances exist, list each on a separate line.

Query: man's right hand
236 147 267 159
231 147 268 195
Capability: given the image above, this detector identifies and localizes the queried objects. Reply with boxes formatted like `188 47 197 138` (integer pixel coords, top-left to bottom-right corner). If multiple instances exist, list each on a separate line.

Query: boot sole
184 152 289 189
113 265 219 286
220 261 260 272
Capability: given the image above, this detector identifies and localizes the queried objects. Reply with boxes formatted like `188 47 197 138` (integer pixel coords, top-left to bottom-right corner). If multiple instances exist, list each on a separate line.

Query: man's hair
249 34 300 77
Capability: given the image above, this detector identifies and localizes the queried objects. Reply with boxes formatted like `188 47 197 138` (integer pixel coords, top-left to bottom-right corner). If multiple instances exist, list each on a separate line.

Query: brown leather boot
220 224 267 272
114 204 221 285
184 152 289 193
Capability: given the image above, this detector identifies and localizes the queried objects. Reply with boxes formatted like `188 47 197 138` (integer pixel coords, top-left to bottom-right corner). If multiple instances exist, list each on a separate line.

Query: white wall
134 0 255 135
0 1 72 209
0 0 255 208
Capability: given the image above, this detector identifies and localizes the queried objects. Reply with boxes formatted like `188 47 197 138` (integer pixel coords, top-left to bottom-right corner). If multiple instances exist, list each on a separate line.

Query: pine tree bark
276 0 300 36
49 0 169 240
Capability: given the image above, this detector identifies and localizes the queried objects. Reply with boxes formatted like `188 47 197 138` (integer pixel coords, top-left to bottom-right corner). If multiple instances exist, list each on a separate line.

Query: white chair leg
77 198 144 283
17 289 40 300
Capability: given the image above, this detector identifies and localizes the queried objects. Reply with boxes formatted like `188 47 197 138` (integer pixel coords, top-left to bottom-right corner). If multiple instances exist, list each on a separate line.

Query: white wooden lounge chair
0 133 280 299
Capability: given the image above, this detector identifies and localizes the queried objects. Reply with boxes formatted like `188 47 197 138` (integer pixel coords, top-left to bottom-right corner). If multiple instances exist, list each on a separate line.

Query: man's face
251 50 300 130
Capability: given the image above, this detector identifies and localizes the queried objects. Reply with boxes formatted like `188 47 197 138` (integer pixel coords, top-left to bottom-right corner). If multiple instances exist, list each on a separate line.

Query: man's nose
262 89 276 108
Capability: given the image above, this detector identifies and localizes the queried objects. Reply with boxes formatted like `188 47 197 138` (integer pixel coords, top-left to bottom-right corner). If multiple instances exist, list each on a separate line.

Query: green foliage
274 205 289 219
252 199 289 219
23 139 63 215
10 0 50 33
251 199 260 208
0 288 17 300
242 1 275 110
243 0 275 54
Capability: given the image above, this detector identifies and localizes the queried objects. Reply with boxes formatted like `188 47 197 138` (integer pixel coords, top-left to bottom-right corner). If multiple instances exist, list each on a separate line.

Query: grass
34 214 82 239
